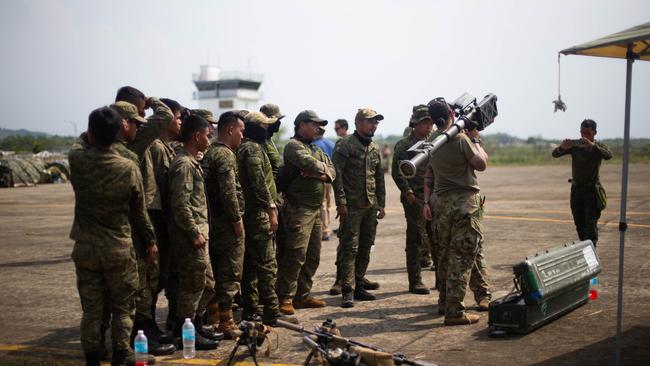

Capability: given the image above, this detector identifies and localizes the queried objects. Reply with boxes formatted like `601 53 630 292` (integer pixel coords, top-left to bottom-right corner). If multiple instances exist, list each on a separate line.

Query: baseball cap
411 104 432 124
110 101 147 124
245 111 277 125
427 97 451 121
260 103 285 120
355 108 384 122
191 109 218 124
294 110 328 126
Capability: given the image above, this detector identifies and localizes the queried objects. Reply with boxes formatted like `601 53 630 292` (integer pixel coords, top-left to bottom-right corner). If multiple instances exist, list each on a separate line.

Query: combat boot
354 281 376 301
341 286 354 308
206 303 220 327
409 281 430 295
111 348 128 366
329 279 342 295
146 319 173 344
279 299 295 315
362 277 380 291
217 308 240 339
293 296 326 309
444 313 480 326
193 315 224 341
84 351 101 366
477 299 490 311
173 318 219 351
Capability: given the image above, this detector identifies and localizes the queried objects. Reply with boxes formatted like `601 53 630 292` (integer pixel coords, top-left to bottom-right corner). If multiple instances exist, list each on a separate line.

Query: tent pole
614 44 634 366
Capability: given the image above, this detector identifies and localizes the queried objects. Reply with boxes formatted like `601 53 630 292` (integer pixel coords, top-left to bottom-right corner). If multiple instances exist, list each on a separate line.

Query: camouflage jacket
204 142 244 223
552 141 613 186
168 149 209 240
391 131 429 200
332 133 385 208
68 146 155 248
264 139 282 180
282 136 336 209
237 138 277 210
146 138 176 211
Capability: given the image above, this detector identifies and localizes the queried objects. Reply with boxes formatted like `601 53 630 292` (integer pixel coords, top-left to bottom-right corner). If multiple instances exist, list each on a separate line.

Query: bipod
226 315 266 366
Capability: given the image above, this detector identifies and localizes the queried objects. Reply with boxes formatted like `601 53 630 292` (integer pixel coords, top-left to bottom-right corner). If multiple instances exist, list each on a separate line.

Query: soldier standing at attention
332 108 386 308
427 98 490 326
168 115 221 349
391 105 434 295
203 111 246 337
552 119 612 247
237 111 283 325
276 110 335 315
70 107 156 366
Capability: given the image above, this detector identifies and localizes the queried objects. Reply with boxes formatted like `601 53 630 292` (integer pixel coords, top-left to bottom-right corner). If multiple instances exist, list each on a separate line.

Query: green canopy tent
560 21 650 366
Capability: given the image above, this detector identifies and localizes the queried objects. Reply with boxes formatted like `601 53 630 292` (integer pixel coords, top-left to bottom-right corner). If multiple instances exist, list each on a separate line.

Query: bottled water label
182 328 195 341
134 341 147 354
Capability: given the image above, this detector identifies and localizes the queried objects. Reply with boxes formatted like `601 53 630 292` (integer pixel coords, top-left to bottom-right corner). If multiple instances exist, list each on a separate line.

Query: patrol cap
355 108 384 122
260 103 285 120
191 109 218 124
411 104 433 124
294 110 328 126
427 97 451 121
110 101 147 124
245 111 277 125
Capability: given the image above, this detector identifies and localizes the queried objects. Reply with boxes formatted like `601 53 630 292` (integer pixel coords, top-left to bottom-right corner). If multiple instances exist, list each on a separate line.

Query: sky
1 0 649 139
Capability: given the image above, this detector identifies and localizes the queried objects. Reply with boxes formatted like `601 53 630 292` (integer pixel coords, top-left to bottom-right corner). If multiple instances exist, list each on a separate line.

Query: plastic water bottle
182 318 196 359
134 330 148 366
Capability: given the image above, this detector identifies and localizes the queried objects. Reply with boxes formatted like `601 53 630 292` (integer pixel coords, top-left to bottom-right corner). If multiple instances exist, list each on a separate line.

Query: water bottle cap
185 318 191 322
137 330 144 335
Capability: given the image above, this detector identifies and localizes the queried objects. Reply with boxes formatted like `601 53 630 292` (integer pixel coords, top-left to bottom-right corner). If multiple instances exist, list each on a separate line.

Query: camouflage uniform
391 130 434 286
168 150 214 320
276 135 335 303
237 135 280 320
264 139 282 180
552 142 612 246
69 145 154 354
203 142 245 309
430 133 490 318
332 132 385 289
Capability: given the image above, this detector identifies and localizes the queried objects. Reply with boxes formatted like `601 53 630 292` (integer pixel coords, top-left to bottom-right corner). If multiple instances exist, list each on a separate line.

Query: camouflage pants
209 217 244 309
242 209 280 319
172 235 215 320
401 196 432 284
135 256 159 321
339 206 378 288
276 202 322 302
72 241 138 353
435 192 490 317
571 184 602 246
149 209 171 298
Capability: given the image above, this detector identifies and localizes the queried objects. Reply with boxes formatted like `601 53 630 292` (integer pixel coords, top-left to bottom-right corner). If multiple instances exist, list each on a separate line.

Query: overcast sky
1 0 648 139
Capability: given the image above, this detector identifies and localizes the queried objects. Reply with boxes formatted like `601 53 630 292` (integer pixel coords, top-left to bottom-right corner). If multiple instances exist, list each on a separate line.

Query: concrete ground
0 164 649 365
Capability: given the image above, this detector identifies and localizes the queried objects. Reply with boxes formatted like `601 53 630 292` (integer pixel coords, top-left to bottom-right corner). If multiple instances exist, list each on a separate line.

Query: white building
192 65 263 117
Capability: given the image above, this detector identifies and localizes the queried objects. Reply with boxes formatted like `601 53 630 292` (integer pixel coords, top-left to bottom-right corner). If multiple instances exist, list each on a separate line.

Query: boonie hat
260 103 285 120
245 111 277 125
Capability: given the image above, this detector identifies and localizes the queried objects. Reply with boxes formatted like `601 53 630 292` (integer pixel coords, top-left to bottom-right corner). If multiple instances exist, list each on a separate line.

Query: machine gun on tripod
276 319 438 366
398 92 498 178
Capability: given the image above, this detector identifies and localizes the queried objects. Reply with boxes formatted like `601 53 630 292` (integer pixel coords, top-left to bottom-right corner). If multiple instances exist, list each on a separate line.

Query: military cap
110 101 147 124
411 104 432 124
355 108 384 122
236 110 250 120
245 111 277 125
260 103 285 119
192 109 218 124
294 110 328 126
427 97 451 121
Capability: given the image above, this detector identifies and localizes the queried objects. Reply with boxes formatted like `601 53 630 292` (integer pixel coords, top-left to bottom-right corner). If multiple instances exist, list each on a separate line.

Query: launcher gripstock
398 93 498 178
275 319 438 366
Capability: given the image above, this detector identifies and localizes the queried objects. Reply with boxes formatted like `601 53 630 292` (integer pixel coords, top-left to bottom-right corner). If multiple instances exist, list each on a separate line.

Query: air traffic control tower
192 65 263 116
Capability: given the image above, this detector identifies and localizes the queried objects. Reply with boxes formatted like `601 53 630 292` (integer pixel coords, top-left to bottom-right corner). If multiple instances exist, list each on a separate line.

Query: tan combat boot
444 313 480 326
216 309 239 339
206 303 220 327
279 299 295 315
293 296 326 309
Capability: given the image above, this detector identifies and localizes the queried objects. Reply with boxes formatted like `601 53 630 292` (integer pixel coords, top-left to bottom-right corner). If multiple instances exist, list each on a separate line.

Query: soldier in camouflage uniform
237 111 282 324
276 110 335 314
168 115 221 349
332 108 386 308
391 105 434 295
70 106 155 366
202 111 246 337
259 104 284 180
552 119 612 247
426 98 490 326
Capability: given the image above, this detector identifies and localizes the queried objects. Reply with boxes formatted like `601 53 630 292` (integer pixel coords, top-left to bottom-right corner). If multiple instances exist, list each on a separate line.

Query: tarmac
0 164 649 366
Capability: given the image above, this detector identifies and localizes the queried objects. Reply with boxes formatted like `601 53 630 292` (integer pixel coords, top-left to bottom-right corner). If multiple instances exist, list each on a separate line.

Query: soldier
332 108 386 308
391 105 434 295
237 111 283 325
168 115 221 349
259 103 284 180
276 110 335 314
203 111 246 338
552 119 612 247
426 98 490 326
70 106 155 366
